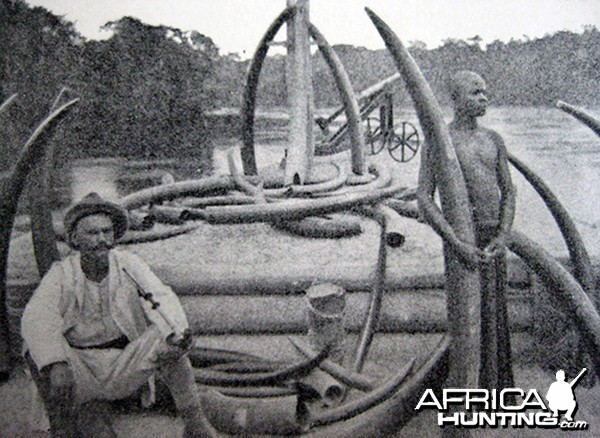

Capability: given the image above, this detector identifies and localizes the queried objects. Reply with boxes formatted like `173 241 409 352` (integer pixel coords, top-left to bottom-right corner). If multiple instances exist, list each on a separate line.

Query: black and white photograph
1 0 599 436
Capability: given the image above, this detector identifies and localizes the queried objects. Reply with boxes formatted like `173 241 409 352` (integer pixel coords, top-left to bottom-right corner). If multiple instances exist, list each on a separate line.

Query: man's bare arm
417 144 485 267
485 133 515 254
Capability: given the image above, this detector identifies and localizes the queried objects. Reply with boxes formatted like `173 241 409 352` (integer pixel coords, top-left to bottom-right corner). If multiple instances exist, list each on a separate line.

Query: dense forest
1 0 599 167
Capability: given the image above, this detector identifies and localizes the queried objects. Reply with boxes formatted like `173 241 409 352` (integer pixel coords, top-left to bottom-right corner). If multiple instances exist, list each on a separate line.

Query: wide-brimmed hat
64 192 128 242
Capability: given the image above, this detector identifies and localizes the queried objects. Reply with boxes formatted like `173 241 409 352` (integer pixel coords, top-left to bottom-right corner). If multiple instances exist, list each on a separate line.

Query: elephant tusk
0 98 78 375
351 204 388 373
202 174 405 224
193 346 329 387
556 100 600 138
507 231 600 376
309 358 415 427
0 94 17 116
30 89 78 276
307 23 366 175
241 7 296 175
288 336 376 392
508 153 594 293
366 7 481 389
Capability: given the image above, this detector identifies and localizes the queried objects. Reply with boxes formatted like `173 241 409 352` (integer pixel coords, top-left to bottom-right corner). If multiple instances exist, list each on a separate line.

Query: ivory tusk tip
556 100 567 109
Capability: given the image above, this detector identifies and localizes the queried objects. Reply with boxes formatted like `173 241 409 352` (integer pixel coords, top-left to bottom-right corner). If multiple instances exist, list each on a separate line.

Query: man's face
455 76 488 117
71 213 115 255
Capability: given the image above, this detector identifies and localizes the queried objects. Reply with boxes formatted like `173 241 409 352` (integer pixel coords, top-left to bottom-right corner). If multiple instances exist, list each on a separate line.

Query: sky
26 0 600 58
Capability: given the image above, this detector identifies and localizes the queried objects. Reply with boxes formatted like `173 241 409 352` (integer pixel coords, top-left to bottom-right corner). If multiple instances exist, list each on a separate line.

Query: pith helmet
63 192 128 242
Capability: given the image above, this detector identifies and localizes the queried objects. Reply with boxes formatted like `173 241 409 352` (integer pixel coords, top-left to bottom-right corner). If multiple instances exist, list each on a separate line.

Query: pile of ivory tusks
116 153 412 242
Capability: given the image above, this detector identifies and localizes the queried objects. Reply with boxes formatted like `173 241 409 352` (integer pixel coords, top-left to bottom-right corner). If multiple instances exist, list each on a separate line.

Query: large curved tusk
288 336 376 392
30 91 78 276
351 204 388 373
366 7 481 389
0 94 18 117
314 163 391 198
119 174 284 210
208 360 286 374
270 214 362 239
206 385 297 398
309 358 415 427
119 223 199 245
199 389 308 435
193 346 329 387
0 98 78 375
507 231 600 375
202 174 405 224
556 100 600 138
240 7 296 175
307 335 449 437
290 162 349 195
188 345 269 368
308 23 366 175
508 153 594 293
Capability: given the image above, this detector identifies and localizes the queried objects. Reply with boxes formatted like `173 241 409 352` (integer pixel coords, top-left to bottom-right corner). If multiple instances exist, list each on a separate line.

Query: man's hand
155 329 193 366
48 362 74 401
483 235 506 259
453 240 487 270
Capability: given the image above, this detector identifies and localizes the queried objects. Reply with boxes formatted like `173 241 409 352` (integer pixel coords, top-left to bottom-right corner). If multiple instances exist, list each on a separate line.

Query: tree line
1 0 599 169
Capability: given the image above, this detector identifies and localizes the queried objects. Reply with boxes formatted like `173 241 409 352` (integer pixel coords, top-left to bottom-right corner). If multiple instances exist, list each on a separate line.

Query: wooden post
285 0 314 185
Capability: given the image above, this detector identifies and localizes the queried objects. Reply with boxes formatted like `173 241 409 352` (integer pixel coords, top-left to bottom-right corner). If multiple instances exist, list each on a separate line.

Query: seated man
21 192 216 437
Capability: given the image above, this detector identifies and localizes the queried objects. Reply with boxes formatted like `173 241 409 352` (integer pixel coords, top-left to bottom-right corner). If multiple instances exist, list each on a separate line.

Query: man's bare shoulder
479 126 505 144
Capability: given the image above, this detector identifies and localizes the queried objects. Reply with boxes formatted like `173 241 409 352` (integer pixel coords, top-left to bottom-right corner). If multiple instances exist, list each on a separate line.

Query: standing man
418 71 516 391
21 192 216 437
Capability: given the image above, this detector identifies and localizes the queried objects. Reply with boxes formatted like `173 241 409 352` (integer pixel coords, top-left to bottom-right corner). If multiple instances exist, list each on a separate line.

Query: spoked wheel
364 116 385 155
388 121 420 163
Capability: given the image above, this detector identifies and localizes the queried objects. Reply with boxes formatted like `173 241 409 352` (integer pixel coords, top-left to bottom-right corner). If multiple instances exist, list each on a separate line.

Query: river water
58 106 600 257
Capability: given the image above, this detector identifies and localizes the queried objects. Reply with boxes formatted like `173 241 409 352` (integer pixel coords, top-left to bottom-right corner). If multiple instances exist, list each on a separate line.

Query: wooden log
285 0 314 185
150 261 533 296
181 290 532 335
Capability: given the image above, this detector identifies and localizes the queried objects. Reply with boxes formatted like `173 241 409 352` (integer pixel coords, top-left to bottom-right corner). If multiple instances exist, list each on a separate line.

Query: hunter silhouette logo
415 368 589 430
546 368 586 422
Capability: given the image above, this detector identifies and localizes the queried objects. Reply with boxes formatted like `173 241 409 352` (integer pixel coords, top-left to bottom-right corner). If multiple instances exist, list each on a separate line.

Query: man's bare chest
452 131 499 173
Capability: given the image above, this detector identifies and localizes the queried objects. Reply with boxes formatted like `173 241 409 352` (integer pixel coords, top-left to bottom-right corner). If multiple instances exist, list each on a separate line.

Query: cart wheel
364 116 385 155
388 121 420 163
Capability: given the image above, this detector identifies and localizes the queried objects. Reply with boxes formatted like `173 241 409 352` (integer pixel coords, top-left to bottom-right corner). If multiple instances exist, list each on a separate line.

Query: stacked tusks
0 94 79 375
